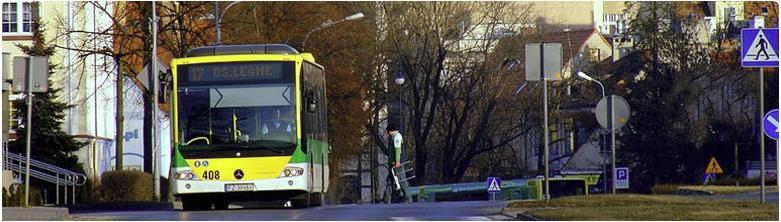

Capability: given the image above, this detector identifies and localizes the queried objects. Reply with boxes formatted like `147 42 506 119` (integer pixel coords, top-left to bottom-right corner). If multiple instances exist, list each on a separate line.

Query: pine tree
9 11 85 173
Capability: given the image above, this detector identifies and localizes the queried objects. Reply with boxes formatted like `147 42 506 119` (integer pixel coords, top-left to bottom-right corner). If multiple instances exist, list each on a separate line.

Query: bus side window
301 64 309 153
307 90 317 113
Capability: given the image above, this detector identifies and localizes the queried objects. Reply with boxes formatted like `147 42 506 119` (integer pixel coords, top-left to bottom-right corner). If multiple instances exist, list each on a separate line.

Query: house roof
543 28 612 67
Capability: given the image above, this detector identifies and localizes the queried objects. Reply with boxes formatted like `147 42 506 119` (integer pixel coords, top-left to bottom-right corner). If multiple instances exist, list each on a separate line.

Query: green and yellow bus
170 44 329 210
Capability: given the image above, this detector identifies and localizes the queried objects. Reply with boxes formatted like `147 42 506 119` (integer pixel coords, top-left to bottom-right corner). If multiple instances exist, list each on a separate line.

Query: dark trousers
384 164 410 203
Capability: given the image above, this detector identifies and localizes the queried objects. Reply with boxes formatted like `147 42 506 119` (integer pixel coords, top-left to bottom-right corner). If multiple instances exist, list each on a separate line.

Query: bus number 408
202 170 220 180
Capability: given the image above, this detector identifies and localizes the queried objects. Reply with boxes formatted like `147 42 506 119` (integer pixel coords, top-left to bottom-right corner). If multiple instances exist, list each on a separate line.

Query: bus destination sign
182 62 287 84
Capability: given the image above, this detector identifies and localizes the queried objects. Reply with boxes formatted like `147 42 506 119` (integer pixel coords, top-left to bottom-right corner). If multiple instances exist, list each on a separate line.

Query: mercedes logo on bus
234 169 244 180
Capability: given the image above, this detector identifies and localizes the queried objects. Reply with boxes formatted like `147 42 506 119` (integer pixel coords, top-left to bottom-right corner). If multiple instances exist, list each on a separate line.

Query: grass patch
507 194 778 220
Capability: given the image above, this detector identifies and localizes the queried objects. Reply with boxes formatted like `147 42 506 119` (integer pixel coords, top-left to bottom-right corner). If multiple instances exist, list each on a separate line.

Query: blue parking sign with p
617 168 628 180
741 28 780 67
614 167 629 189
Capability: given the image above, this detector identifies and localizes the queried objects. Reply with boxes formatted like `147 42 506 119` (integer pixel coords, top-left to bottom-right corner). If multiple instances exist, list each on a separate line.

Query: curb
500 206 541 221
2 207 69 220
676 188 715 196
67 202 173 213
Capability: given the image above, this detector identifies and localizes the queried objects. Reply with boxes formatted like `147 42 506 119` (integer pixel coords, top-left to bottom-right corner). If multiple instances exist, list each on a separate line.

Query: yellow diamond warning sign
705 157 724 174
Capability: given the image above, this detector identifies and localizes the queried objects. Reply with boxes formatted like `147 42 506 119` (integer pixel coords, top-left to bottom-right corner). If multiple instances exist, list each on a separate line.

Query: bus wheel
291 195 310 208
181 197 199 211
310 193 323 207
200 201 213 210
214 200 229 210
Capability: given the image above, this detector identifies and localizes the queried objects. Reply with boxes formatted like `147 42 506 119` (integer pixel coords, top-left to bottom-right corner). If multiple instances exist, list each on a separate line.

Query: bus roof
186 44 300 57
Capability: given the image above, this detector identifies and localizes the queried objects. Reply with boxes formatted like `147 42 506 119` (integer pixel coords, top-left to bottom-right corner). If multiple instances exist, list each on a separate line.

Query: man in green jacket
385 123 410 203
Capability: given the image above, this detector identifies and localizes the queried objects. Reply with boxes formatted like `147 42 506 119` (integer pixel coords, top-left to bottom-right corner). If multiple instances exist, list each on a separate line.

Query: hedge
98 170 153 202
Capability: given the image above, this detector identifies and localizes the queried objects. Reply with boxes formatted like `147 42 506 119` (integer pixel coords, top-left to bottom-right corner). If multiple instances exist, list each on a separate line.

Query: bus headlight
278 167 304 178
175 170 196 180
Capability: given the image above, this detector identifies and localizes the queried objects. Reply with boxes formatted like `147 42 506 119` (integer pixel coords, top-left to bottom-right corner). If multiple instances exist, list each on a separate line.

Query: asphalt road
69 200 514 221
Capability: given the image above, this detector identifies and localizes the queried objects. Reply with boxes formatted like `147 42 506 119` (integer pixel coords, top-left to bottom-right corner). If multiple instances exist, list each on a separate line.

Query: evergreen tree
9 12 85 173
618 2 712 192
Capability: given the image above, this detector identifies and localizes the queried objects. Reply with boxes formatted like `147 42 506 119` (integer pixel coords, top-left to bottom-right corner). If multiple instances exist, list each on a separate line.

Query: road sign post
760 68 765 204
761 109 778 203
486 177 501 201
12 56 49 207
525 43 562 201
596 95 630 194
742 28 778 204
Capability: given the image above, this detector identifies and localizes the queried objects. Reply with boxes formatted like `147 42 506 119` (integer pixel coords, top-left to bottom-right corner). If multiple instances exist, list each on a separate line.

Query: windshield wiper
184 143 287 155
207 144 285 155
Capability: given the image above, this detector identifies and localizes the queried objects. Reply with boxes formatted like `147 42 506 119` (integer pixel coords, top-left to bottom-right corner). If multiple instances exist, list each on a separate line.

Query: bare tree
52 1 214 170
368 2 550 184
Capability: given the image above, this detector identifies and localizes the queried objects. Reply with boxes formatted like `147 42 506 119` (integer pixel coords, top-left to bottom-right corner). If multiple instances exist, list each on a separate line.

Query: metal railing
3 150 86 205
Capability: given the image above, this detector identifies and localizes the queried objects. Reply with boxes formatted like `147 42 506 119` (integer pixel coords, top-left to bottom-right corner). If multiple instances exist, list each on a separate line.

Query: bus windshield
176 61 297 157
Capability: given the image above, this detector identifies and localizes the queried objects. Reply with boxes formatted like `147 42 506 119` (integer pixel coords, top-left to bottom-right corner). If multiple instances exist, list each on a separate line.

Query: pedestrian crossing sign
741 28 779 67
486 177 501 193
705 157 724 174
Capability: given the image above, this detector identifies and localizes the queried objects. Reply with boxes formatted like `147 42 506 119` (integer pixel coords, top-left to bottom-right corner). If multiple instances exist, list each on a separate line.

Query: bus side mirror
307 92 317 113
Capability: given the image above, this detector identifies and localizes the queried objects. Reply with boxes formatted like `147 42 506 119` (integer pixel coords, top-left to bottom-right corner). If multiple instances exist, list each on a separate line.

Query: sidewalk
2 207 69 220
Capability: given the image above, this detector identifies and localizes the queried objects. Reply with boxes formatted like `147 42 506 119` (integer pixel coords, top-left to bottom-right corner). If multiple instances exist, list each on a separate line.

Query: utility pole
540 43 550 202
151 0 161 201
24 58 33 207
610 96 616 195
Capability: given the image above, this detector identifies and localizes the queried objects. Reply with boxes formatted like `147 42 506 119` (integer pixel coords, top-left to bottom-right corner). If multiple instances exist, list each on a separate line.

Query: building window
2 3 17 32
723 6 736 23
602 14 627 35
589 48 601 62
21 2 31 32
2 1 33 34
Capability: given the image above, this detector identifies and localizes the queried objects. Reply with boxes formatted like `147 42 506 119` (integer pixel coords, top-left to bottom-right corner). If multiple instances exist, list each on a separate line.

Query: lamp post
576 71 605 98
151 0 161 201
214 1 244 45
576 71 610 193
395 67 405 162
301 12 364 51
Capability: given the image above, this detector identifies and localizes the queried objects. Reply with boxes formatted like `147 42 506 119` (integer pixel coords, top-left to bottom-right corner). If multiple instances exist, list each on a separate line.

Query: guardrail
3 150 86 205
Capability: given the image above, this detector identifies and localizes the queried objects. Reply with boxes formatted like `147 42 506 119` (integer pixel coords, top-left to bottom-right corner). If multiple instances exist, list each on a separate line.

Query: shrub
78 178 97 204
98 170 153 202
2 187 9 206
2 185 43 206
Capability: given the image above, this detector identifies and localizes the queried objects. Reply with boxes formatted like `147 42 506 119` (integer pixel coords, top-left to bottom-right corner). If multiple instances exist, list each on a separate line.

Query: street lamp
395 70 405 85
577 71 613 193
499 59 528 95
395 67 405 162
214 1 244 45
301 12 364 51
576 71 605 99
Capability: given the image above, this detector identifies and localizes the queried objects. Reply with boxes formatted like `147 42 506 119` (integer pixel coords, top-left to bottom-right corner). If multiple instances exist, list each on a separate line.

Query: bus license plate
225 183 255 192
